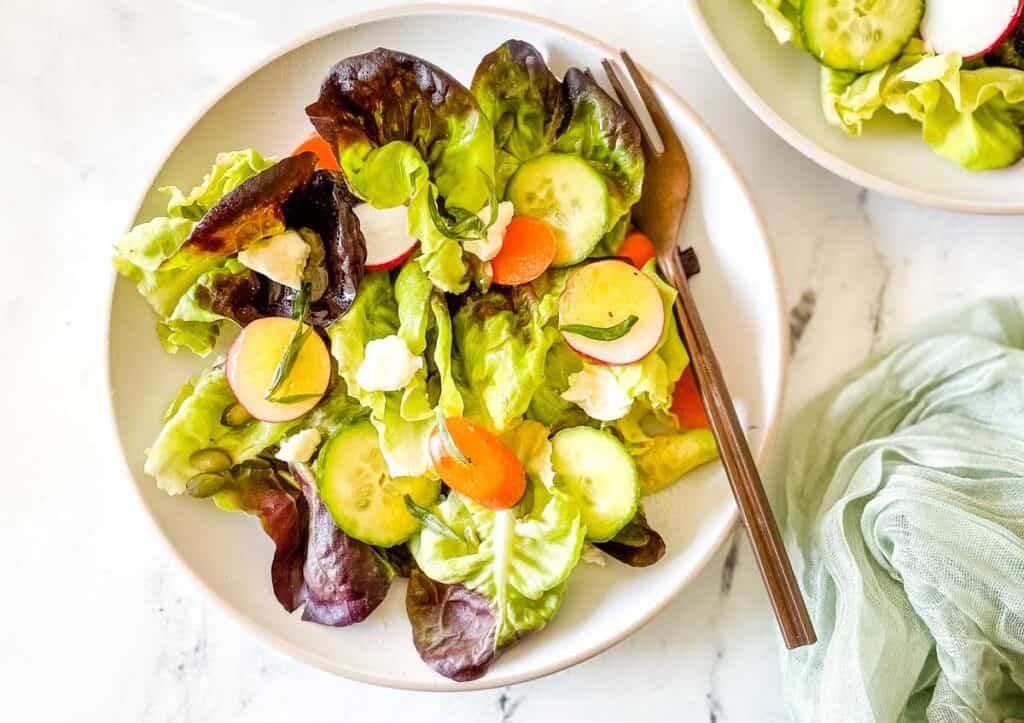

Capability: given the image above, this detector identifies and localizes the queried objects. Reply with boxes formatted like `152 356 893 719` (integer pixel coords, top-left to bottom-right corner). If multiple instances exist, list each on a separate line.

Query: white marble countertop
4 1 1022 721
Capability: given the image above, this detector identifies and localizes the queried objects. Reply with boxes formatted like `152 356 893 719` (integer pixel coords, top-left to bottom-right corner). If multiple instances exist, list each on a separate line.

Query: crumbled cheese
356 335 424 392
275 429 322 463
561 363 633 421
237 230 309 289
464 201 515 261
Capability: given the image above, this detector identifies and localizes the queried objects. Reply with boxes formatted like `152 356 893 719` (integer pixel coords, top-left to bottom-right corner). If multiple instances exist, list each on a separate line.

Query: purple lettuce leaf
291 463 393 626
406 569 498 682
595 510 666 567
212 462 309 610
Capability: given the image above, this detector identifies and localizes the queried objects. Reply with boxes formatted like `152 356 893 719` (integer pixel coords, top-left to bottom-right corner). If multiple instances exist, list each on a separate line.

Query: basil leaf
404 495 461 540
559 314 639 341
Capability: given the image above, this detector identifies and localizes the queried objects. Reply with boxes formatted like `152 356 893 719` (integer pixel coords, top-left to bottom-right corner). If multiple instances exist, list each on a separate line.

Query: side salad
114 41 718 681
753 0 1024 170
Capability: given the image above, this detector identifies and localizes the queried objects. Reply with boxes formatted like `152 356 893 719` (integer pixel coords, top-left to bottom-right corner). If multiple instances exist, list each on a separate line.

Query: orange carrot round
618 230 657 268
491 217 557 286
671 367 710 430
428 417 526 510
292 134 340 171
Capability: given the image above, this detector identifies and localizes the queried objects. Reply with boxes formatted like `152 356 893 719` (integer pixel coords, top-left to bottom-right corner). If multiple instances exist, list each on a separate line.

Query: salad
753 0 1024 170
113 40 719 681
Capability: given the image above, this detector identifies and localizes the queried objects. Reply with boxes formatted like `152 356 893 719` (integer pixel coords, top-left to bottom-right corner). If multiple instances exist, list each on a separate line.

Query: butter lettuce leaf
410 422 584 648
145 363 362 495
820 41 1024 171
329 267 463 476
454 271 567 431
472 42 644 233
114 150 275 354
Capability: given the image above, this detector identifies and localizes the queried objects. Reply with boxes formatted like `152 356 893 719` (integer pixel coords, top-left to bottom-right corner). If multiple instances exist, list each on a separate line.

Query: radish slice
922 0 1024 58
226 317 331 422
353 204 419 271
558 259 665 366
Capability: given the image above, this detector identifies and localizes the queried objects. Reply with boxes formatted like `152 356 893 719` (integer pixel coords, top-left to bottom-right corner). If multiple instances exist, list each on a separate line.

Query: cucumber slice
551 427 639 542
507 153 609 267
801 0 923 72
318 422 440 546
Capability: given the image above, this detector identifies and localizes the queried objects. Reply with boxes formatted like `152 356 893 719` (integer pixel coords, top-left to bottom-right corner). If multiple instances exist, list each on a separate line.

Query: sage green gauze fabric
778 299 1024 723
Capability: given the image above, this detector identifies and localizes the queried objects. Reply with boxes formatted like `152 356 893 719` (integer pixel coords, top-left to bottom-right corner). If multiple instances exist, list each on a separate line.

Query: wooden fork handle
660 256 816 650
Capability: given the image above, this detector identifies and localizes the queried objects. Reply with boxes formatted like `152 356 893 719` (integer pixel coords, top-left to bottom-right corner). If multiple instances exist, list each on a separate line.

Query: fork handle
660 255 816 650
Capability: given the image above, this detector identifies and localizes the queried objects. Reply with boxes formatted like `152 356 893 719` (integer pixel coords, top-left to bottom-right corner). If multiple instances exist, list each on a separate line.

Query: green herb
404 494 461 540
436 408 470 465
264 282 313 401
426 169 497 241
559 314 639 341
265 392 323 405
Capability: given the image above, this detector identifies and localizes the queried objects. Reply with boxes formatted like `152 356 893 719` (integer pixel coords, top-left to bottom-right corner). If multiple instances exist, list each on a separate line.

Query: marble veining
4 1 1024 721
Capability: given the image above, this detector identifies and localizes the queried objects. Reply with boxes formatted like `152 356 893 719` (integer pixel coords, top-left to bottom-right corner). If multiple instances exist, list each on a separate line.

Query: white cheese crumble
237 230 310 289
356 335 424 392
275 429 322 463
580 544 608 567
561 364 633 421
464 201 515 261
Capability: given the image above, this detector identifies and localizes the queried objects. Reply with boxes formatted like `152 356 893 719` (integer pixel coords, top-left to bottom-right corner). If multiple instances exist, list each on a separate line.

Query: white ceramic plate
687 0 1024 214
107 4 786 691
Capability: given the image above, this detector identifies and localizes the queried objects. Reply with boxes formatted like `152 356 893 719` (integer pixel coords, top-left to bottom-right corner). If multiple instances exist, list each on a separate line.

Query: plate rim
104 1 789 691
684 0 1024 216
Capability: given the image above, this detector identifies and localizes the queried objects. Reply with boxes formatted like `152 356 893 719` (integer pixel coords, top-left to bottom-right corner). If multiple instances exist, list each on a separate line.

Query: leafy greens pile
752 2 1024 171
114 40 717 682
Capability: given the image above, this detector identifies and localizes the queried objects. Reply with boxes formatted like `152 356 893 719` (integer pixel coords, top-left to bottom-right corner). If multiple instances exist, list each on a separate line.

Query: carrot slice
428 417 526 510
671 367 710 429
618 230 657 268
491 217 557 286
292 134 340 171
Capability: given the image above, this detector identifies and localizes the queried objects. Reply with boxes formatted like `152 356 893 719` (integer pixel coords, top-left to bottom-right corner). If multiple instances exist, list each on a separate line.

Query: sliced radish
922 0 1024 58
353 204 419 271
558 259 665 366
226 317 331 422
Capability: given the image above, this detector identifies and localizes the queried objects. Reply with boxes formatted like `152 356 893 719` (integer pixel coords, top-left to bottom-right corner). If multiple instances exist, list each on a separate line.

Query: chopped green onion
559 314 639 342
264 283 313 401
404 495 460 540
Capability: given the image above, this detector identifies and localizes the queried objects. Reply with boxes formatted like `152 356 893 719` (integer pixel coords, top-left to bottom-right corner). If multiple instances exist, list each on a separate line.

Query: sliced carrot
428 417 526 510
292 133 340 171
491 217 557 286
671 366 710 430
618 230 657 268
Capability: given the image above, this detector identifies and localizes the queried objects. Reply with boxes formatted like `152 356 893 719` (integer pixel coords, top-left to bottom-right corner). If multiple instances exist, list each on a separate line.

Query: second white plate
688 0 1024 214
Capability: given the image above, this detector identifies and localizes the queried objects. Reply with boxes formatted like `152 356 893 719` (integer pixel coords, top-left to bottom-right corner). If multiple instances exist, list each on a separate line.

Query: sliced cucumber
507 153 609 267
801 0 923 72
318 422 440 547
551 427 639 542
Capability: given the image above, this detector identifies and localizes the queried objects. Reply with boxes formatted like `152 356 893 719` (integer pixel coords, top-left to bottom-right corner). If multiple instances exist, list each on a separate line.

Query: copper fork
602 52 816 649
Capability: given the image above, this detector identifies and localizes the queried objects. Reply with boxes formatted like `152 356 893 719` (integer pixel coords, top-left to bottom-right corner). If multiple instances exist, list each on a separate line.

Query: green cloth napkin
778 299 1024 722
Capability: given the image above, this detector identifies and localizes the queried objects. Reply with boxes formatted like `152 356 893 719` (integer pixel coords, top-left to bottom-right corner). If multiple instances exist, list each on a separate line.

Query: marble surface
3 1 1022 721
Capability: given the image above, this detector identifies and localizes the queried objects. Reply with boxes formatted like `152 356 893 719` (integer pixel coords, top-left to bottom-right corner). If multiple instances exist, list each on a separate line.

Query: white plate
107 4 786 691
687 0 1024 214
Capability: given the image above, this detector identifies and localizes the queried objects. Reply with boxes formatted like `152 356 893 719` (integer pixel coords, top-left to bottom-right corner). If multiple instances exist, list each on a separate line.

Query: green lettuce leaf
307 49 497 292
527 340 588 430
328 267 462 476
145 362 363 495
163 148 276 221
114 150 275 354
410 422 584 646
454 271 567 431
472 42 644 234
820 41 1024 171
750 0 802 46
